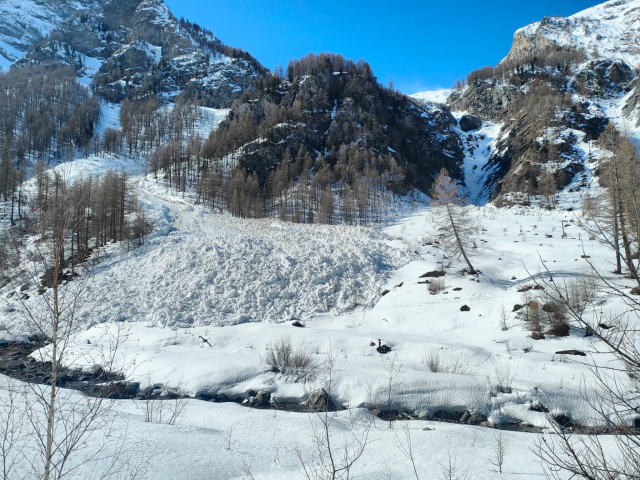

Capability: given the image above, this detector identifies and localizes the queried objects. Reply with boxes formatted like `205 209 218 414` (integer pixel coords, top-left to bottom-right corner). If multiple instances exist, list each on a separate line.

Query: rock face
0 0 107 68
449 83 521 121
445 1 640 204
17 0 260 107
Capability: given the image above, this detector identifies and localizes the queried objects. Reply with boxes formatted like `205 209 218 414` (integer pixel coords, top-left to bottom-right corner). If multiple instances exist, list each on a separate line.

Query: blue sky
165 0 602 94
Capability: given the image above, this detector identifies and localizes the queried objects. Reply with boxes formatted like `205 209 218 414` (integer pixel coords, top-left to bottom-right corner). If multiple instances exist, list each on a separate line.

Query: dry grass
261 335 318 375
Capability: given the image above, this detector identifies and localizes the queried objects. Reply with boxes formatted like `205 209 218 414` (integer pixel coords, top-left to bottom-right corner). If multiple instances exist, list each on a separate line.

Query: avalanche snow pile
2 178 412 329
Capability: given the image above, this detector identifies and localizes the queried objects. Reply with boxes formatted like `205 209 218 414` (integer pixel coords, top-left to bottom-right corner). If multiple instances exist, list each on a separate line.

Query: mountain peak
506 0 640 66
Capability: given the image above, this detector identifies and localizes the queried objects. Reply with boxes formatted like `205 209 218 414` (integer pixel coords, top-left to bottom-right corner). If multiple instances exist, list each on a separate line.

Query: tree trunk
447 204 476 274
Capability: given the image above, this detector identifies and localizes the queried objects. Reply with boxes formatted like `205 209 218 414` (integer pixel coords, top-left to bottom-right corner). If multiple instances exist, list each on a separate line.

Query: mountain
506 0 640 68
414 0 640 205
15 0 266 107
199 53 466 211
0 0 106 71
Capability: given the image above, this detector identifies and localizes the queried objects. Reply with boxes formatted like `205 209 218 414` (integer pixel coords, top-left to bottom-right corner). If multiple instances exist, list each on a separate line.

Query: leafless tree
393 421 420 480
489 430 509 474
7 170 148 480
529 254 640 478
430 169 479 274
0 379 27 480
294 343 372 480
385 351 404 425
439 451 470 480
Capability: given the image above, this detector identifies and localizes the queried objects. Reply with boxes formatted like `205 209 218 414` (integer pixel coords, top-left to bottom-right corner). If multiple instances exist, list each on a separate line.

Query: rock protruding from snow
307 389 338 412
459 114 483 132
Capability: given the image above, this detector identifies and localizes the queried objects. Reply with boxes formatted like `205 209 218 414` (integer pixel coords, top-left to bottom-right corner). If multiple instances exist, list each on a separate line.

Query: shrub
428 278 445 295
422 349 475 375
261 336 318 375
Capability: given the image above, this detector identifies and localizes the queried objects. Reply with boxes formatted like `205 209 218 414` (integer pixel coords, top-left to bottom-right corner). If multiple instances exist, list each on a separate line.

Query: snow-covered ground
5 370 609 480
409 89 452 104
1 76 636 480
1 146 633 480
22 198 623 426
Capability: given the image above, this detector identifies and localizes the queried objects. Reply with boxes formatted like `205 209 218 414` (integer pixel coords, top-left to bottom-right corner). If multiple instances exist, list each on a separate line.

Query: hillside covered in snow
1 0 640 479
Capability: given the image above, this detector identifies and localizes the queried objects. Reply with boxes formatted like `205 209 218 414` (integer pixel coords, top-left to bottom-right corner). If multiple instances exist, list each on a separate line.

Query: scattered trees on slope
0 64 100 209
582 124 640 281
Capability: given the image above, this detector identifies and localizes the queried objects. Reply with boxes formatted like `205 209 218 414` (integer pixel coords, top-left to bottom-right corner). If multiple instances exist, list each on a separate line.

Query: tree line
2 167 151 280
0 64 100 211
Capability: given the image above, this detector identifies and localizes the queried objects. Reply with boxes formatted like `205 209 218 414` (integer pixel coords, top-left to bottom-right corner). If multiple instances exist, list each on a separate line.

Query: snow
77 55 104 86
1 2 638 477
454 115 504 205
3 158 632 434
4 370 612 479
97 102 122 135
516 0 640 65
410 89 452 104
0 41 21 71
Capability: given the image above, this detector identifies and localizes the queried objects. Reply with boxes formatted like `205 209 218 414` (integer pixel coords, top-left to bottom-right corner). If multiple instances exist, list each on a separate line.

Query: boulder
468 413 488 424
420 270 445 278
459 114 483 132
554 414 572 427
255 391 271 407
307 388 338 412
460 305 470 312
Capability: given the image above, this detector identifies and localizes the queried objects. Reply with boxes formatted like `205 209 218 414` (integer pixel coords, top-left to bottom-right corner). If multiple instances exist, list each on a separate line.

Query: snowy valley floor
1 156 637 479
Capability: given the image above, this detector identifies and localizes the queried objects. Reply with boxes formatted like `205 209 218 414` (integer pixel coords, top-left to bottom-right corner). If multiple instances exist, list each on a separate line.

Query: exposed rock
433 410 464 422
460 305 470 312
556 350 586 356
449 82 520 121
420 270 445 278
529 402 549 413
254 391 271 407
468 413 488 424
554 414 572 428
307 388 338 412
459 114 483 132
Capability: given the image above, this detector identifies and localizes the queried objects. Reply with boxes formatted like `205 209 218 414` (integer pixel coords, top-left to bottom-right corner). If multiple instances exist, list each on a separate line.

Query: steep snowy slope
0 0 106 70
507 0 640 66
426 0 640 205
17 0 262 106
